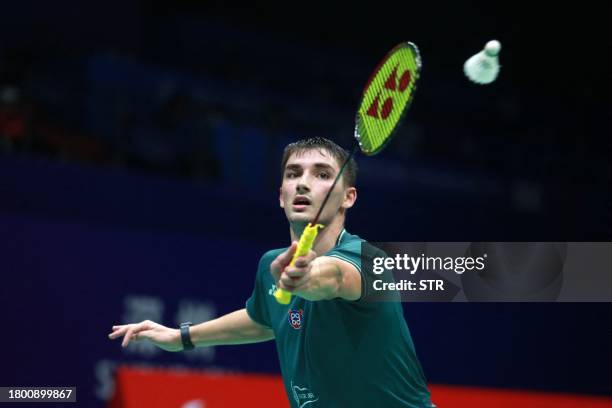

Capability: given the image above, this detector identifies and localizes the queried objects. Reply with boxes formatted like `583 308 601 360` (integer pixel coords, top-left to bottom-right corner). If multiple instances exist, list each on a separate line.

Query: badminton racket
274 42 422 304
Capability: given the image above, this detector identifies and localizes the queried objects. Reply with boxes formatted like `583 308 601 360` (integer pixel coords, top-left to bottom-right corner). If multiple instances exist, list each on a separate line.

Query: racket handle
274 223 324 304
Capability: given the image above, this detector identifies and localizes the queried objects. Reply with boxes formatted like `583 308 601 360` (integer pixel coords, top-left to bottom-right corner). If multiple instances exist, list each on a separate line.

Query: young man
109 137 434 407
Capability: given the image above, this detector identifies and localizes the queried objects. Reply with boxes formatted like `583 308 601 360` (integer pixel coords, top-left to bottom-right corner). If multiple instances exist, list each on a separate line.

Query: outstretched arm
271 242 362 301
108 308 274 351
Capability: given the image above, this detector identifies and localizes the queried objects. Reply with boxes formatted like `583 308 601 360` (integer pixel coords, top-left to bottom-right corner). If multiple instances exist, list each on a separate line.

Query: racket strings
357 44 420 155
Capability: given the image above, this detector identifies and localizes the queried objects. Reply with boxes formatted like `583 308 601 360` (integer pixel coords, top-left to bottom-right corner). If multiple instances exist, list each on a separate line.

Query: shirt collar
336 229 347 246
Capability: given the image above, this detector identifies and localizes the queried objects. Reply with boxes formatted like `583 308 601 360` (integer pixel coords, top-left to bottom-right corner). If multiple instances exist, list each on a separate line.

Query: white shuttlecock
464 40 501 84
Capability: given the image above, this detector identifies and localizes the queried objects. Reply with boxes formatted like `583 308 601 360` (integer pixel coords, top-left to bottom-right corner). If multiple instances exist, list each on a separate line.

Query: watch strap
180 321 195 351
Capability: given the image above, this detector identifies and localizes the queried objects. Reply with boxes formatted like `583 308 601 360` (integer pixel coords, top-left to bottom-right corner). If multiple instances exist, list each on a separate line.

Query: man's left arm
271 245 361 301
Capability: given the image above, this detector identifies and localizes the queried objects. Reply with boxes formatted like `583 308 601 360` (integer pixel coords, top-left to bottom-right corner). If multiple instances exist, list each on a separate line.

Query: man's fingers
271 242 298 280
131 331 145 342
280 273 294 287
115 321 153 347
280 273 298 290
293 250 316 267
108 325 129 339
277 279 295 292
108 330 120 340
121 328 134 348
285 266 306 278
289 275 308 289
270 259 281 280
122 328 142 347
277 242 298 267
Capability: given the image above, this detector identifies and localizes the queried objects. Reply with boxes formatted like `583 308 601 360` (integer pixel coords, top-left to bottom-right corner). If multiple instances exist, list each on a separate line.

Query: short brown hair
281 137 357 187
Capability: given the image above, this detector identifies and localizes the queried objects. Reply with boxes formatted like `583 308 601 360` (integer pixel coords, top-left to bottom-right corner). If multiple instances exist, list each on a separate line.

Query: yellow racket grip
274 223 324 304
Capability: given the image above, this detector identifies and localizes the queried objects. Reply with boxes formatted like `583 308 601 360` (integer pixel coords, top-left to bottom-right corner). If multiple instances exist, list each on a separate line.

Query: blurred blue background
0 1 610 407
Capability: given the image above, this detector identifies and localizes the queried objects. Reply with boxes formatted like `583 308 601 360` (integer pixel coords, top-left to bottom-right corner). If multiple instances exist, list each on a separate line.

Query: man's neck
289 216 345 256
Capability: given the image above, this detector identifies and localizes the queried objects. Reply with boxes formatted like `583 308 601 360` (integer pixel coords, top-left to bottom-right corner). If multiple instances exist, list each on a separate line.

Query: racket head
355 42 422 156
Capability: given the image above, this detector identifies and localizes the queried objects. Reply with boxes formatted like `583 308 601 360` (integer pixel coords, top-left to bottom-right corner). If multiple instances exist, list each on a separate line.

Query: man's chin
288 212 312 224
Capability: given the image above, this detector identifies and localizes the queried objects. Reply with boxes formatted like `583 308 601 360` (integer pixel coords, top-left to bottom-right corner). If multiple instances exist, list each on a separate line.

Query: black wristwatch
180 321 195 351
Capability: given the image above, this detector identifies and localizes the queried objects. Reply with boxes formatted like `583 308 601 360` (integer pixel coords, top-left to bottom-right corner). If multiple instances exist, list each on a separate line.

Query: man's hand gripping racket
274 42 422 304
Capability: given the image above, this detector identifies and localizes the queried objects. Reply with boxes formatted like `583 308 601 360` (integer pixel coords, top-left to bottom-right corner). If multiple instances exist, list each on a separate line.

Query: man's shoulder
334 230 365 252
324 230 364 269
343 230 364 242
326 231 386 265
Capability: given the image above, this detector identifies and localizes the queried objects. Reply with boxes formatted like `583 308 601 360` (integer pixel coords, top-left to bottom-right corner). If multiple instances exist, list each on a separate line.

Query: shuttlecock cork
464 40 501 84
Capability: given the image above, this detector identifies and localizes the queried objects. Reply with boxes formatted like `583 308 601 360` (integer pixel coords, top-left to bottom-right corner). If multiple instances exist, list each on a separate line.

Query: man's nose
296 175 310 193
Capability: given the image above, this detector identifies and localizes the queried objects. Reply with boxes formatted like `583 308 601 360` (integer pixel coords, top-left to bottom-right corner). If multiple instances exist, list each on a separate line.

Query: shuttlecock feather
464 40 501 84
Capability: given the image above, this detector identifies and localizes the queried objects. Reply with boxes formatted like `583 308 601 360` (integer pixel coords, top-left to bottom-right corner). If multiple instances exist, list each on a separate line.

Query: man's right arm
108 308 274 351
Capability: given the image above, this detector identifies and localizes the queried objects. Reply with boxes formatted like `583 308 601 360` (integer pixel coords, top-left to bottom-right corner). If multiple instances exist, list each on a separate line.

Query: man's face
279 149 355 225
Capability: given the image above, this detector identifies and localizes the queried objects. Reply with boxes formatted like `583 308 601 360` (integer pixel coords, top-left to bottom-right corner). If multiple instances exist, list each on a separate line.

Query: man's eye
318 172 330 180
286 172 298 179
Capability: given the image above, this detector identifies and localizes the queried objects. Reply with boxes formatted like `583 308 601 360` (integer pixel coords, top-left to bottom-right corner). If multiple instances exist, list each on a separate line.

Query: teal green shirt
246 230 433 408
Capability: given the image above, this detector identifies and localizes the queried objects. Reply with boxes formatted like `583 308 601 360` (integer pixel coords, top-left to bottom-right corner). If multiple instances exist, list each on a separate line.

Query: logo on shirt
291 381 319 408
268 284 277 296
288 309 304 330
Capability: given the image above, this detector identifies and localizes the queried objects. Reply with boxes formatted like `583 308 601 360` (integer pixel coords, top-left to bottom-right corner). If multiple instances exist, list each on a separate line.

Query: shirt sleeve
326 239 367 301
245 250 278 328
327 240 389 302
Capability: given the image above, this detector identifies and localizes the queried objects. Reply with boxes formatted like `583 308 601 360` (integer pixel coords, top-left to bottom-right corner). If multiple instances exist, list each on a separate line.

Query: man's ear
342 187 357 209
279 187 284 208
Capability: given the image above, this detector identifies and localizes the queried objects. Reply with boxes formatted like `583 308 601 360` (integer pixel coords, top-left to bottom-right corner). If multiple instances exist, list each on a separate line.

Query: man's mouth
292 196 312 210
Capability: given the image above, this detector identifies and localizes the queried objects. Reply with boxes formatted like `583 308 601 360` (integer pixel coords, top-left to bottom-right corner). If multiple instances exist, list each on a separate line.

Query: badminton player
109 137 434 407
